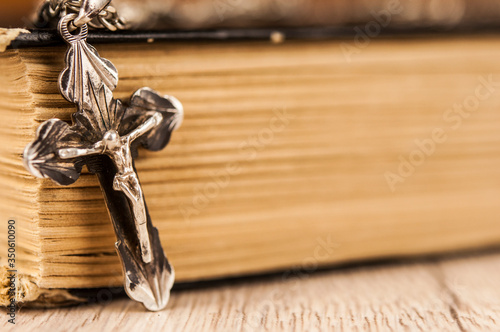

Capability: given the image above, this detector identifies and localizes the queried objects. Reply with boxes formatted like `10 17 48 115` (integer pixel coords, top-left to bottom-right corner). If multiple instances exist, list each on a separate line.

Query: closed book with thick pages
1 1 500 305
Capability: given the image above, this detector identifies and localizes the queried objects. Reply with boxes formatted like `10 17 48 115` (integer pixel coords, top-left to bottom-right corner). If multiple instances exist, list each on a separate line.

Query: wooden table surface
3 251 500 331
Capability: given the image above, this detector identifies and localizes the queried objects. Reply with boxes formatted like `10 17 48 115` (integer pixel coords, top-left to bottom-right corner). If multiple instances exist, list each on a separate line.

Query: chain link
35 0 127 31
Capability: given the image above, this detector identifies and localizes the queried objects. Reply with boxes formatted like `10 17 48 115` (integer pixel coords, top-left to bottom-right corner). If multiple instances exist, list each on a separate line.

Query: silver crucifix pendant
22 5 182 311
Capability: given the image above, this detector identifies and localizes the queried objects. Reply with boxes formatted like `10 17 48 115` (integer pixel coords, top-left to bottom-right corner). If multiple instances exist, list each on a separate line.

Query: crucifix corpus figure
58 111 165 264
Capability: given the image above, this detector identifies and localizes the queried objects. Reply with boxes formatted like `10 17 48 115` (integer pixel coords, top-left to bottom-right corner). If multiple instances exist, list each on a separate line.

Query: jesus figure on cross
57 111 164 263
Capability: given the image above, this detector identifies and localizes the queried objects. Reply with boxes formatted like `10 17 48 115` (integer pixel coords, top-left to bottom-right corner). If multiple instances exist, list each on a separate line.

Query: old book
1 33 500 305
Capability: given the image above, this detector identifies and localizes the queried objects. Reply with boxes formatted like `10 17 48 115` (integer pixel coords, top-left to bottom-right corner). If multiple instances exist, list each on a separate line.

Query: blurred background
3 0 500 31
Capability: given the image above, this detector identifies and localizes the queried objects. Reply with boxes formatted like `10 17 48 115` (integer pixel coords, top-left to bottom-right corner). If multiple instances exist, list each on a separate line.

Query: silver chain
36 0 127 31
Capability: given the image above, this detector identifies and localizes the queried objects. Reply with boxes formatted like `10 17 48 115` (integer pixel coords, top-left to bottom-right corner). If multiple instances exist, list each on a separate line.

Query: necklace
23 0 181 311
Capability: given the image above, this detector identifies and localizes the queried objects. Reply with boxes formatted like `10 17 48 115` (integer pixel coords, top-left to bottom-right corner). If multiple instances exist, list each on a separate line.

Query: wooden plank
3 251 500 331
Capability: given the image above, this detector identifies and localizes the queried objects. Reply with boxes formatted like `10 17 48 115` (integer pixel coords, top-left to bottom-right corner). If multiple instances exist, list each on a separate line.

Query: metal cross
23 10 182 311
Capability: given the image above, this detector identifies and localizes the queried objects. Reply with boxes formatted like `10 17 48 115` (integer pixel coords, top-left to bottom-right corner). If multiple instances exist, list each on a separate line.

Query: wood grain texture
2 251 500 331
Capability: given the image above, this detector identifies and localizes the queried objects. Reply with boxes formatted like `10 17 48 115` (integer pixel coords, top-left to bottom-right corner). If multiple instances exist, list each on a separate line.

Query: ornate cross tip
22 13 183 311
